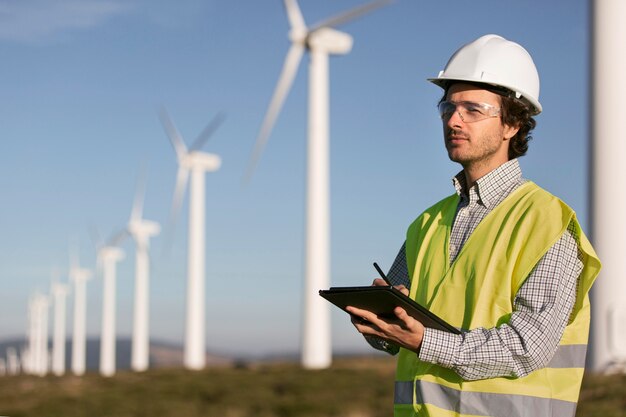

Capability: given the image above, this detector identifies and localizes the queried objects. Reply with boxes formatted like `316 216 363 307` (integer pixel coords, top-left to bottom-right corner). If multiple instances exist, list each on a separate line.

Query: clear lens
438 101 501 123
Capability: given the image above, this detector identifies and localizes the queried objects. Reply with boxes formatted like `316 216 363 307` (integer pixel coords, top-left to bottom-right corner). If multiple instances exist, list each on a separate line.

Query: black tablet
319 286 460 334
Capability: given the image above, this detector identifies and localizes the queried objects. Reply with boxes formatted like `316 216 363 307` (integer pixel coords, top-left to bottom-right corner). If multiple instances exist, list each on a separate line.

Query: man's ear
503 123 520 141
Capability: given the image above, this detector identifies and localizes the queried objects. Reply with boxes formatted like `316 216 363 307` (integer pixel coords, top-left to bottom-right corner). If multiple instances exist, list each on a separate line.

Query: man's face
442 83 518 171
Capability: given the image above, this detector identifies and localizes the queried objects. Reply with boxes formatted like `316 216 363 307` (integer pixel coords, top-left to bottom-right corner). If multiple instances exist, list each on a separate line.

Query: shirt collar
451 159 523 210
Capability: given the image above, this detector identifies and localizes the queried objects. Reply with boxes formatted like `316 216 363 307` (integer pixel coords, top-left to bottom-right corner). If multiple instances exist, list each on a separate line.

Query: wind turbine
25 296 36 374
6 347 19 375
36 294 50 376
51 280 69 376
96 242 125 377
69 248 92 376
25 295 38 375
27 293 49 376
245 0 391 369
126 177 160 372
159 107 224 370
590 0 626 374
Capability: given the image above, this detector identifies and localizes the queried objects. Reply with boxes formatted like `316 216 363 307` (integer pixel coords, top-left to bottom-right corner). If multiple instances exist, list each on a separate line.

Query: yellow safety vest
395 182 601 417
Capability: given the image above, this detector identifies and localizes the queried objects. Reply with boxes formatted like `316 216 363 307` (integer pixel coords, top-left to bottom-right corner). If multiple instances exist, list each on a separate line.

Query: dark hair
500 95 536 159
440 82 537 159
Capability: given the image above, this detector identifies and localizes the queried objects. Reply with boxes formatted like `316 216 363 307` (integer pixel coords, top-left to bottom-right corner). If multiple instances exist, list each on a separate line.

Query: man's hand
372 278 409 295
347 279 424 354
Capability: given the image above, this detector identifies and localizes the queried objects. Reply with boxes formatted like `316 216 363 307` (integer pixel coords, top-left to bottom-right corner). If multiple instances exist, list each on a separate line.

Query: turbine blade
309 0 392 32
162 167 190 256
50 267 62 289
87 223 102 251
171 167 189 225
51 266 61 281
244 43 304 182
96 252 104 271
189 112 226 152
158 106 188 159
131 168 147 222
69 240 79 274
108 229 129 247
283 0 306 30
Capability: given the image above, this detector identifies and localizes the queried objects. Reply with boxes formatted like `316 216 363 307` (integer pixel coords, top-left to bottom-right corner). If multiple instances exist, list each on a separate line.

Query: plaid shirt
369 159 583 380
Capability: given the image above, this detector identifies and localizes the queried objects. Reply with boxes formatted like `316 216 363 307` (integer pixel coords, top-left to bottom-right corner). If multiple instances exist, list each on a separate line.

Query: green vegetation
1 356 624 417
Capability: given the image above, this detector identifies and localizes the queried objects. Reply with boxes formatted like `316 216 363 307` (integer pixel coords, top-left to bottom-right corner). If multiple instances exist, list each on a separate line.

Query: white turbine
97 244 125 377
127 177 160 372
51 281 69 376
25 297 36 374
37 294 50 377
6 347 19 375
25 296 38 375
69 250 92 376
159 108 224 370
245 0 391 369
27 293 50 376
590 0 626 373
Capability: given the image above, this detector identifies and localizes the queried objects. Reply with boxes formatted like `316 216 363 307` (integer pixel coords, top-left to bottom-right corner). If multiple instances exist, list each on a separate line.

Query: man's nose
447 108 465 126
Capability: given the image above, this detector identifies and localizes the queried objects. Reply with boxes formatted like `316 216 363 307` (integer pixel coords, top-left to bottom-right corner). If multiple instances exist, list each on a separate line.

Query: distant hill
0 338 232 372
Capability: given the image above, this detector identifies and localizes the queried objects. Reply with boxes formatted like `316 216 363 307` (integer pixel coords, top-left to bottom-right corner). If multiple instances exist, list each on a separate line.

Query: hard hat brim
427 77 542 116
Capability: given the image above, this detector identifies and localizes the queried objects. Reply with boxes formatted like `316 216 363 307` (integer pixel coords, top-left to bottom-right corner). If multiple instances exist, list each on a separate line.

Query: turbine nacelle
32 293 49 309
51 282 69 298
307 27 353 54
180 151 222 172
128 219 161 239
97 246 126 264
70 268 92 283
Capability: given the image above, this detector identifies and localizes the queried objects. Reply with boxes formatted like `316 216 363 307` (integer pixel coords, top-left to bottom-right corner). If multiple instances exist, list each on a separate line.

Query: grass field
1 356 625 417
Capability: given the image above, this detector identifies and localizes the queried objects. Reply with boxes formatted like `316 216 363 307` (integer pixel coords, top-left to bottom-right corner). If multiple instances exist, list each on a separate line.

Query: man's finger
395 284 409 296
394 307 415 327
372 278 388 287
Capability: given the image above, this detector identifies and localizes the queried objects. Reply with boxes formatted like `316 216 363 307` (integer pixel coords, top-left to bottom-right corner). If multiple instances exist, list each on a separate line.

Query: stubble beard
445 128 504 171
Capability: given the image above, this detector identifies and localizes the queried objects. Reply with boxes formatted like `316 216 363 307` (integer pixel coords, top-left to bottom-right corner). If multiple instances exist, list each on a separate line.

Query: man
347 34 601 417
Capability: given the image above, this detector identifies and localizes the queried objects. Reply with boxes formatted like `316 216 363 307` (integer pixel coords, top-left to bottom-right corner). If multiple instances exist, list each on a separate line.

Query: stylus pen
373 262 393 286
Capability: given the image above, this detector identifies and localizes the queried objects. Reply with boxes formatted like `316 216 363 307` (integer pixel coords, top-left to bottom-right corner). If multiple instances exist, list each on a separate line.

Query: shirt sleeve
362 242 410 355
418 223 584 380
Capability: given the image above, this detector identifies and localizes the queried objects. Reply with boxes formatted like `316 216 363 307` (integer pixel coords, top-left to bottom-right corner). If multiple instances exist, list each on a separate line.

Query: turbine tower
127 179 160 372
36 294 50 376
70 250 92 376
51 281 69 376
97 245 125 376
25 296 36 374
590 0 626 373
245 0 390 369
6 347 19 375
159 108 224 370
27 293 50 376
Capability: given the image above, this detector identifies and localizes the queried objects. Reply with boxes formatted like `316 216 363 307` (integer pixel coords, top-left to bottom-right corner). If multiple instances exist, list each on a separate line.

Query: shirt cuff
418 327 462 368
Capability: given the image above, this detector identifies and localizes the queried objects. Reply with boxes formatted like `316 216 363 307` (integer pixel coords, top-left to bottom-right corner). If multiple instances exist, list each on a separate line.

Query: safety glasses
438 100 501 123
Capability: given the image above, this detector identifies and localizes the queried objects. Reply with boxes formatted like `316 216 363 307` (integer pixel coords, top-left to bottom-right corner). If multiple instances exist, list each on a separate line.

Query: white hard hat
429 34 542 115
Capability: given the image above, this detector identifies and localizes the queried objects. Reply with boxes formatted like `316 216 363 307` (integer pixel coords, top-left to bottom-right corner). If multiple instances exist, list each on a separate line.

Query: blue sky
0 0 589 357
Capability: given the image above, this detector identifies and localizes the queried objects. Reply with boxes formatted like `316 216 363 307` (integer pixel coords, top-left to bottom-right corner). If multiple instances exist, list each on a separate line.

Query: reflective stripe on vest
546 344 587 368
394 380 578 417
